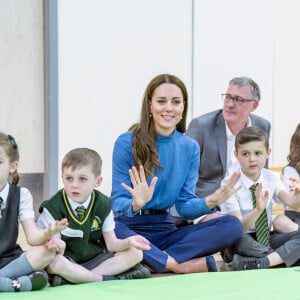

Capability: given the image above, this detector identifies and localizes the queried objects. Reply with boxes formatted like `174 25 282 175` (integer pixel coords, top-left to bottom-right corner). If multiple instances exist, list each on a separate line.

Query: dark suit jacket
186 109 271 198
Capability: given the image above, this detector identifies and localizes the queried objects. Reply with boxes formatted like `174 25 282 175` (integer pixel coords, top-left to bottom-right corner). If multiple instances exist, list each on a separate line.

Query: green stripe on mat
3 267 300 300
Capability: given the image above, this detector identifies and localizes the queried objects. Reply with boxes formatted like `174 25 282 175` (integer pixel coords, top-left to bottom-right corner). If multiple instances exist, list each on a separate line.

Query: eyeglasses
221 94 256 106
7 135 18 149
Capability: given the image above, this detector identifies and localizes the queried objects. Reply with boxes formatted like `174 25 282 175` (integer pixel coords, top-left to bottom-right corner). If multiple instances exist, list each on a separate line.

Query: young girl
0 132 68 292
272 123 300 233
282 123 300 222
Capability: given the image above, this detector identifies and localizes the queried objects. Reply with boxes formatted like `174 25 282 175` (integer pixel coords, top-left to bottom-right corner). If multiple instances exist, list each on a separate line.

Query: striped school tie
249 184 270 246
75 205 86 220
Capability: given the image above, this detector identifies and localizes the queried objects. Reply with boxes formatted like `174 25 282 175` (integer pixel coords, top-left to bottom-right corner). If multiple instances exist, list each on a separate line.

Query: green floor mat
3 267 300 300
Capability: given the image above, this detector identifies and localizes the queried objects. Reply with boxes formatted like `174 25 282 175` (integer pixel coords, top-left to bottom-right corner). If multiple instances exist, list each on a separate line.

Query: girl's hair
235 126 269 150
287 123 300 173
0 133 20 185
130 74 188 177
61 148 102 177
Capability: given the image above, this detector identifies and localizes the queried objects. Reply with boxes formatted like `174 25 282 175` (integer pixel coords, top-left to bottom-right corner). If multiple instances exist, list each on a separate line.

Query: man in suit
187 76 271 199
180 77 271 262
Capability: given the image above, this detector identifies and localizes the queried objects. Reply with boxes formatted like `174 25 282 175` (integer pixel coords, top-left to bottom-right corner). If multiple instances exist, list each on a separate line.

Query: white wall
192 0 275 160
273 0 300 165
57 0 193 193
0 0 298 213
192 0 273 120
2 0 298 197
0 0 44 173
57 0 282 195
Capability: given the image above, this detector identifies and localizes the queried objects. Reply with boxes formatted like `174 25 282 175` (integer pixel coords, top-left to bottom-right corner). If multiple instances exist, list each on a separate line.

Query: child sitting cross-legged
0 132 67 292
220 126 300 270
37 148 151 286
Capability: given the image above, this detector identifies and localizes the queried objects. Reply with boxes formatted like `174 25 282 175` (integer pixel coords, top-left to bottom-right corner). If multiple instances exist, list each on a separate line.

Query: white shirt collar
0 182 10 205
67 194 91 211
225 117 252 139
241 171 264 189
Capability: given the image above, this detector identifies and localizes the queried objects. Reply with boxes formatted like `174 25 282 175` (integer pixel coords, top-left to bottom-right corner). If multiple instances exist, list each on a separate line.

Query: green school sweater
40 189 111 263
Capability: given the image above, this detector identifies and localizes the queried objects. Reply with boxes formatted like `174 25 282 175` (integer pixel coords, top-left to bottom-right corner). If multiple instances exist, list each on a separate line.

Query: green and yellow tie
75 205 86 221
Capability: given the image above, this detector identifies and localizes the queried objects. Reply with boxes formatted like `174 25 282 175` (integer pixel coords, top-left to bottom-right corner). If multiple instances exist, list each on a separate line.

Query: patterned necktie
75 205 86 220
249 183 270 246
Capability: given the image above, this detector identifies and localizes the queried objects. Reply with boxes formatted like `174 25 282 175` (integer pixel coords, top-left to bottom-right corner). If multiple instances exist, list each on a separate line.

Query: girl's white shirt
282 166 300 211
0 182 34 222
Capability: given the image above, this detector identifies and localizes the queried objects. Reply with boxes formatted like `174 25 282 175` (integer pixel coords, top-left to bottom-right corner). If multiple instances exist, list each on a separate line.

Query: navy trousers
115 213 242 273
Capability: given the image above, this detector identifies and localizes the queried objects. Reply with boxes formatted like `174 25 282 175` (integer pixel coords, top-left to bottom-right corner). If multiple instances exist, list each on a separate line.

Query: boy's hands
44 218 69 240
127 235 151 251
44 219 68 254
254 183 269 213
46 237 66 254
289 177 300 193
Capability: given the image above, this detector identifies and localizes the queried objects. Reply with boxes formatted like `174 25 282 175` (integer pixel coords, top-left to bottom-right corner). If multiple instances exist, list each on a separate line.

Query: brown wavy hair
130 74 188 178
287 123 300 173
0 133 20 185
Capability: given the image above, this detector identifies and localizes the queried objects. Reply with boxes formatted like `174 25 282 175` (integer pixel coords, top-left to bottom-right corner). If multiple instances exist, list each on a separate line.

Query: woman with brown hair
111 74 242 274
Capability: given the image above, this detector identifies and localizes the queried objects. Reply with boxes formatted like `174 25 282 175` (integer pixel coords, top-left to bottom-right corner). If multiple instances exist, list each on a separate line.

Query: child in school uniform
273 123 300 232
37 148 151 286
0 132 68 292
220 126 300 270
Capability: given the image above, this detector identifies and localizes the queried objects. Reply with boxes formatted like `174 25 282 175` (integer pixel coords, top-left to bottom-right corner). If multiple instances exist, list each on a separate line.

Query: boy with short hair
220 126 300 270
37 148 151 285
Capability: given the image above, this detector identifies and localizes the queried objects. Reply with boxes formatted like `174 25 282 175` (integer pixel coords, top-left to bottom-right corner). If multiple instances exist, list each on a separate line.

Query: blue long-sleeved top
111 130 216 220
